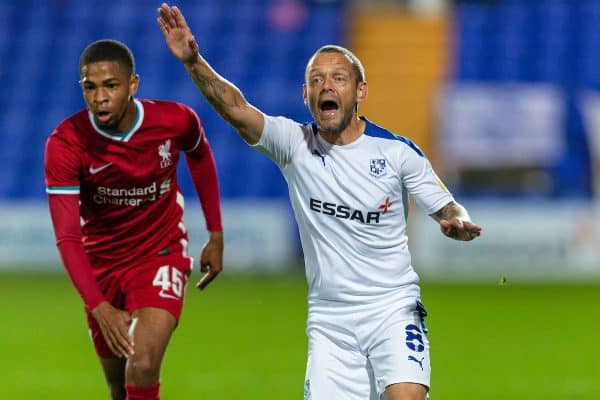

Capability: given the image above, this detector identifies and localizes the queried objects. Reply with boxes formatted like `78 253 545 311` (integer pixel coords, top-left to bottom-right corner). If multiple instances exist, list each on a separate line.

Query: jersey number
152 265 185 299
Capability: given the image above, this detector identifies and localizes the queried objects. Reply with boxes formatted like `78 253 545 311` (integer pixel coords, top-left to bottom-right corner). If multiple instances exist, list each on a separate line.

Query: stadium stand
1 0 599 199
0 0 344 199
452 1 596 198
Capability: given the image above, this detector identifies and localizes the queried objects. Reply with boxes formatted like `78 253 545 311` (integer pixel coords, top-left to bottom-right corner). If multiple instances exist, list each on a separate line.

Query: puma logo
408 355 425 371
89 163 113 175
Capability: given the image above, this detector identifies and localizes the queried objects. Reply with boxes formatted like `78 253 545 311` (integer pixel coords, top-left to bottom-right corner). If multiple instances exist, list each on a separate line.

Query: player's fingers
106 314 134 355
196 270 218 290
172 6 190 29
114 324 135 356
196 275 209 290
469 228 481 236
168 6 179 26
203 253 222 270
156 17 169 36
101 329 118 356
104 328 128 358
199 262 209 273
157 5 169 24
112 338 130 358
464 221 482 231
158 4 176 28
121 318 135 348
463 223 481 239
461 227 480 241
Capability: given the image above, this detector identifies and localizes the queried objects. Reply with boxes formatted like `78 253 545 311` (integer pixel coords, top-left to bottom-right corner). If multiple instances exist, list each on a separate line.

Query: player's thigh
124 307 177 385
129 306 177 363
121 256 191 373
305 328 378 400
368 312 431 397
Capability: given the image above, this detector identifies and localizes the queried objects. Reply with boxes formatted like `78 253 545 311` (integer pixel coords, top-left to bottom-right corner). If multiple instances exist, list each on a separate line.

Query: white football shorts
303 298 430 400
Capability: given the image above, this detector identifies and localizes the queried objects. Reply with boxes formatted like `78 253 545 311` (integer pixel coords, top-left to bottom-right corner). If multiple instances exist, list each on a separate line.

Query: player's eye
106 83 119 89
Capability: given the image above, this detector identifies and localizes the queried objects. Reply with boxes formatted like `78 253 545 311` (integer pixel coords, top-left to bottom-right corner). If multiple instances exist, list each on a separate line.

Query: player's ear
129 74 140 97
356 81 368 104
302 83 308 106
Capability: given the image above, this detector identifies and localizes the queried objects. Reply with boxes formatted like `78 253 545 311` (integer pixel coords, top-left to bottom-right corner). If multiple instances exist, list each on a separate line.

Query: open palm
157 3 199 64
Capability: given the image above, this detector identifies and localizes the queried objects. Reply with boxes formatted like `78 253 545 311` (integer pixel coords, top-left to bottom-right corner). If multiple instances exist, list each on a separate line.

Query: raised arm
157 3 264 144
430 201 482 241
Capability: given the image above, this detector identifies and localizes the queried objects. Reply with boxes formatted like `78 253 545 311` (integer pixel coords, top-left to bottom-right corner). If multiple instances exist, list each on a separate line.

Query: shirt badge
370 158 387 177
159 139 173 168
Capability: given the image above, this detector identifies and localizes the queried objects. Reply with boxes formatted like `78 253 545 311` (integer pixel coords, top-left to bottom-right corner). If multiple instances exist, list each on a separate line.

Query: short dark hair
305 45 366 84
79 39 135 78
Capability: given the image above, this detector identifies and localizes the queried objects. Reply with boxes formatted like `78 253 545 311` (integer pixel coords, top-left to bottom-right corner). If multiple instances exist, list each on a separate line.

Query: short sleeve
399 144 454 214
45 131 81 195
252 114 305 169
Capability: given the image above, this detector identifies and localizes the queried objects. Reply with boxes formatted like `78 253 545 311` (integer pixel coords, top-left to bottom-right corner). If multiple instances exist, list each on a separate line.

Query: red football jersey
45 99 205 278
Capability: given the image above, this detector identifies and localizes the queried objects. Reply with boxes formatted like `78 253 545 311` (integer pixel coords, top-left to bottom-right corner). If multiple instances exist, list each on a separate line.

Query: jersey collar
309 116 370 147
88 98 144 142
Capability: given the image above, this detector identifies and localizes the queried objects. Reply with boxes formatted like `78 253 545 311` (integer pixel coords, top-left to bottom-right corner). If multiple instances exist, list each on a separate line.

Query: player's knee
127 356 160 385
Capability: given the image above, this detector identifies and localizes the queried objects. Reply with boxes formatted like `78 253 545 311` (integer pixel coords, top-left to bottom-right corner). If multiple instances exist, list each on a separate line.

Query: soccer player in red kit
44 39 223 400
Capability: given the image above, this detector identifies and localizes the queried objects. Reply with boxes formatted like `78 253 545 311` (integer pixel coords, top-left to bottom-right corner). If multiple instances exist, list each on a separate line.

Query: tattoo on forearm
190 74 241 112
191 74 216 89
432 201 465 222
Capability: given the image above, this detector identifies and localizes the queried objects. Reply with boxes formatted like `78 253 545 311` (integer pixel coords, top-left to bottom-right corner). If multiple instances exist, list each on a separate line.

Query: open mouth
95 111 112 124
319 100 339 118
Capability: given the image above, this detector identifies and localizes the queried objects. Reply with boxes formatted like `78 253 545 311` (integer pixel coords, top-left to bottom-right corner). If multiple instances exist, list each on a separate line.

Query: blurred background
0 0 599 399
2 0 600 280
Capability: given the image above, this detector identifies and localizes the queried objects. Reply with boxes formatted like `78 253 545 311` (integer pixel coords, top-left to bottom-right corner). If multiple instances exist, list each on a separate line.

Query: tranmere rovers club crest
370 158 387 177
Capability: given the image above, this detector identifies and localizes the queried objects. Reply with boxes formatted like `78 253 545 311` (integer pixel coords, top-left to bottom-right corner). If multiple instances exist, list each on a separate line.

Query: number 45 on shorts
152 265 187 299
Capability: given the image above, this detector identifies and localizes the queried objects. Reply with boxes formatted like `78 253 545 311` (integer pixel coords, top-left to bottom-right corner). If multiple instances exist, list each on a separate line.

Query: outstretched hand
157 3 199 64
439 218 482 241
196 231 224 290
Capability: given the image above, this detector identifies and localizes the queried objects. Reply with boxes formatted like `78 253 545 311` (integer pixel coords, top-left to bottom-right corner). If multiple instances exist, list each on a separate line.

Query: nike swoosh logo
159 290 180 300
89 163 113 175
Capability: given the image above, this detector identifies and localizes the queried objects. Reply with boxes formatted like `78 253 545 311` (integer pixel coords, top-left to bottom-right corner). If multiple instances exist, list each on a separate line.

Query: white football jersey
254 115 454 304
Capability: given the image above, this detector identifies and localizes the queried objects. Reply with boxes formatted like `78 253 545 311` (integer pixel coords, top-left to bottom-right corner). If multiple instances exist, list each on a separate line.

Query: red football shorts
86 254 193 358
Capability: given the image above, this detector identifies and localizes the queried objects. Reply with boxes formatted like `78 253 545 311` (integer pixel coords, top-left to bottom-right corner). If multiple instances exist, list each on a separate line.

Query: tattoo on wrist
433 201 460 221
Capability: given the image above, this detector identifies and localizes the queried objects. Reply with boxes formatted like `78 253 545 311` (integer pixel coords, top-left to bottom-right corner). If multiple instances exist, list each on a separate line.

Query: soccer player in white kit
157 4 482 399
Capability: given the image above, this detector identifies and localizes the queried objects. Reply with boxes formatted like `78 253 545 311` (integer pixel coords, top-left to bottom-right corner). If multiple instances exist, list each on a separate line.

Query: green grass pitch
0 271 598 399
